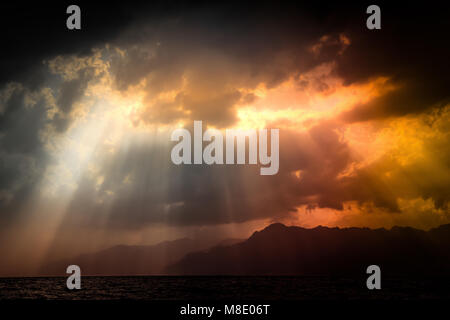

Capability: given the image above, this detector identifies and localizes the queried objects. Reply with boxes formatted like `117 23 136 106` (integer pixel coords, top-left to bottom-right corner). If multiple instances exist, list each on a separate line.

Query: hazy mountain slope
41 238 211 275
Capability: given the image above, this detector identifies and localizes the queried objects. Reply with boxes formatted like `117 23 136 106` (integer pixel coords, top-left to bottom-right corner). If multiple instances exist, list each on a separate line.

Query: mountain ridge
40 223 450 276
166 222 450 275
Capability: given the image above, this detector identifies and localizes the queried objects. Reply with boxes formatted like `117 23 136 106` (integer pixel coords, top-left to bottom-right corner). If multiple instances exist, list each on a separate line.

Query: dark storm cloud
0 58 104 222
334 3 450 121
339 80 449 122
3 1 348 128
0 85 51 221
105 8 327 127
56 72 90 114
103 1 450 126
0 2 139 87
108 7 360 128
2 1 449 114
0 0 141 223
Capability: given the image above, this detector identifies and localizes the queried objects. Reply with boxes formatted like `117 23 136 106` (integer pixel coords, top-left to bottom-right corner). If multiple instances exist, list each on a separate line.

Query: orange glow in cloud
235 64 394 131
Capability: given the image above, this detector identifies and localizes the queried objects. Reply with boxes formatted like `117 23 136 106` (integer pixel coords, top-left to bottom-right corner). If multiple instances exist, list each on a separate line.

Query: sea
0 275 448 300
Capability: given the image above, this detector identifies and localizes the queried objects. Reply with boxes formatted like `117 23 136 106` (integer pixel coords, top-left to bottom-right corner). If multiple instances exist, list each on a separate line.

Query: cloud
0 2 449 232
0 84 51 221
52 120 355 229
334 4 450 121
0 50 108 224
102 7 354 128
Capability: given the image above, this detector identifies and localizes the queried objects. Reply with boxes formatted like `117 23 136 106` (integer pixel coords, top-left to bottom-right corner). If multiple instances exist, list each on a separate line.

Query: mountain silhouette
40 223 450 276
165 223 450 275
40 238 215 276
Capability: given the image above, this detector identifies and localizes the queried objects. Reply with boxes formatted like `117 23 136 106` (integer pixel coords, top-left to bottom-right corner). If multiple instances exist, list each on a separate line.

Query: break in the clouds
0 2 449 274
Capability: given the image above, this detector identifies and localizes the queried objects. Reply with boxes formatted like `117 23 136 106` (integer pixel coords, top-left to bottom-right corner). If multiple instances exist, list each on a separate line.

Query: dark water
0 276 449 300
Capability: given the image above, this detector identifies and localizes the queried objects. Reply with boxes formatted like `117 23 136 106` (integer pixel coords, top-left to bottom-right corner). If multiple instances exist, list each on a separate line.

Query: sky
0 1 449 276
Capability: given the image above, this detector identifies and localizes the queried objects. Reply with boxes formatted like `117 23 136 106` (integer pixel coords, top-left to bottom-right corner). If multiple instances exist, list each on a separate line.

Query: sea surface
0 276 449 300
